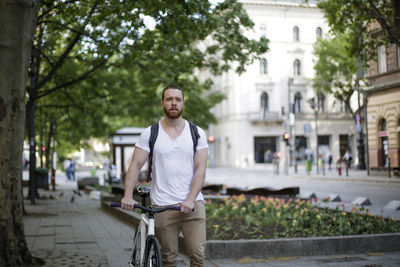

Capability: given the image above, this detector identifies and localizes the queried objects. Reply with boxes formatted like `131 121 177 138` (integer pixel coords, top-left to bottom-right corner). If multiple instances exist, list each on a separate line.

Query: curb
303 176 400 184
101 198 400 259
206 233 400 259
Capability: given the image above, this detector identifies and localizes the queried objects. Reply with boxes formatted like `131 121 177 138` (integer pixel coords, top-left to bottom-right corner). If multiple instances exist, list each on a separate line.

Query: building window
260 92 269 118
379 118 389 167
260 58 267 75
293 26 299 42
318 94 326 112
378 45 387 74
294 92 303 113
260 23 266 38
254 136 277 163
293 59 301 76
380 118 387 131
316 27 322 40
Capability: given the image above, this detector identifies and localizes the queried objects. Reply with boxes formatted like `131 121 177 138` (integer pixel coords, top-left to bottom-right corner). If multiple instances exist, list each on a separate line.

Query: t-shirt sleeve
135 126 151 152
196 126 209 151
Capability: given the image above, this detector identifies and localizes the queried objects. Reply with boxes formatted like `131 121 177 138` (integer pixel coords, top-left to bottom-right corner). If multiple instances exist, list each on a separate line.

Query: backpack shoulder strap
147 122 159 182
188 121 200 153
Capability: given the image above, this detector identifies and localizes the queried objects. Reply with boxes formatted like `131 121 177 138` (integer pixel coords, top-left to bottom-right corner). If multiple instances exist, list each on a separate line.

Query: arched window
316 27 322 40
293 59 301 76
380 118 387 131
318 94 326 111
260 58 267 75
293 26 299 42
260 92 269 118
260 23 266 38
294 92 303 113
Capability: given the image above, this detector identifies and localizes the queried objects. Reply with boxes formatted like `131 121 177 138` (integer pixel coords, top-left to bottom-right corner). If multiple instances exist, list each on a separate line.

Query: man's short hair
162 85 184 100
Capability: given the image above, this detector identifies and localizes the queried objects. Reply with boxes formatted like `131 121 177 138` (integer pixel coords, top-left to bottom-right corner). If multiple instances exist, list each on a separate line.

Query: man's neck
162 117 185 129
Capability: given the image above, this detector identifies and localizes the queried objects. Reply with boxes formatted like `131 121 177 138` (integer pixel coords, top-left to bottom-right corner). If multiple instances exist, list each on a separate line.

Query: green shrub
206 195 400 240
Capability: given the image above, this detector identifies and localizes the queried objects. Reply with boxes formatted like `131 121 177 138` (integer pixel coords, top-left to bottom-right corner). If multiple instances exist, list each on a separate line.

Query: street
205 167 400 210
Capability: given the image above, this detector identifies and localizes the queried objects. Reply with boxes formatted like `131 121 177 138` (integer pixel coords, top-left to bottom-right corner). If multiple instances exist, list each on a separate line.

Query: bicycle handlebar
110 202 182 213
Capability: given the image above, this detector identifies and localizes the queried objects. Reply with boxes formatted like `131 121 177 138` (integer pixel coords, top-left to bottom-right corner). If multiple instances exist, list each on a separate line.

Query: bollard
388 157 391 178
336 159 342 176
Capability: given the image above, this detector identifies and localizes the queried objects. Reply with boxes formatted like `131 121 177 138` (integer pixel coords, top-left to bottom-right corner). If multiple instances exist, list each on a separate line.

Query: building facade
208 0 356 169
366 22 400 170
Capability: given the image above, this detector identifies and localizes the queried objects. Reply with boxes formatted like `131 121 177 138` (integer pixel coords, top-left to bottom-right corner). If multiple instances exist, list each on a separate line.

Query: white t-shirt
135 120 208 206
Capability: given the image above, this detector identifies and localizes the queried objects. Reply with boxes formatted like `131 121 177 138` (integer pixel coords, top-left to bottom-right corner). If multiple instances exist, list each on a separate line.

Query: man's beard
163 107 183 119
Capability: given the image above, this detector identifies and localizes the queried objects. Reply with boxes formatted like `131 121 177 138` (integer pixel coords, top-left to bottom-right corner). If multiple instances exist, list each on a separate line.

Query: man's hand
121 196 137 211
180 199 195 214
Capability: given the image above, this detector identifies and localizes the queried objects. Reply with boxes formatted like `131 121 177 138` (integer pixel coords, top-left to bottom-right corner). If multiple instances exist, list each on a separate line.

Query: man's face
161 88 184 119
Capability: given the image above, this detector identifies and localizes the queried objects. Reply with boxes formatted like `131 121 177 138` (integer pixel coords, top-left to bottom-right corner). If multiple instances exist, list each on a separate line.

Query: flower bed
206 195 400 240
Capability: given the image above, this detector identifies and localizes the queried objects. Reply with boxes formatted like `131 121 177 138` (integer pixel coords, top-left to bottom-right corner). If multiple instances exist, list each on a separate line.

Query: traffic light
307 97 316 110
208 136 215 143
283 133 290 146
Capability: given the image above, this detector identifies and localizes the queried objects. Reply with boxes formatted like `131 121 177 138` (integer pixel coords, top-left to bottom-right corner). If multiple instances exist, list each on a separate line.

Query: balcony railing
247 111 283 122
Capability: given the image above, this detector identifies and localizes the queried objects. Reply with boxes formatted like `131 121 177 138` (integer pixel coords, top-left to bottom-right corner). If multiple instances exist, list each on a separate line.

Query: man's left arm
180 148 208 214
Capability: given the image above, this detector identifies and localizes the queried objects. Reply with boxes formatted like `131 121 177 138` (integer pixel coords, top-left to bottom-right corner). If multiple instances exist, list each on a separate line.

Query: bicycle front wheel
144 235 162 267
129 226 143 267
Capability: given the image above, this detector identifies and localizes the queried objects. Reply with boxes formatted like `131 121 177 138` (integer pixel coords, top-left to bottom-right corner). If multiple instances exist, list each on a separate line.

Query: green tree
316 0 400 59
313 31 365 121
28 0 269 200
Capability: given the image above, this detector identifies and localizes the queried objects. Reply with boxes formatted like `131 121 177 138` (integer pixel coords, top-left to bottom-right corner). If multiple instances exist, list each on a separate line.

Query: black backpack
147 121 200 182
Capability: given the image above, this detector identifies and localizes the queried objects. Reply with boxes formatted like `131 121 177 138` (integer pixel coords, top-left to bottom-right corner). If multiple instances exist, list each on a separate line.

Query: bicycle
111 185 180 267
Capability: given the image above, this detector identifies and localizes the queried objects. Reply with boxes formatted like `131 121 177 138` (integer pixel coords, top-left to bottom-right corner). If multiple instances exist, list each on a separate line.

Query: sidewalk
206 165 400 184
23 170 400 266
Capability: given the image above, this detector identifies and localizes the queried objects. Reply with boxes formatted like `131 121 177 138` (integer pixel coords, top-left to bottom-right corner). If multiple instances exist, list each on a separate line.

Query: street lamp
288 78 294 169
307 97 319 174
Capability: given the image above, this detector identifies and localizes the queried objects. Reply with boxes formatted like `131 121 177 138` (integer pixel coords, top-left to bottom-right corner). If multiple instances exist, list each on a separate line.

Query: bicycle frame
136 211 154 266
111 199 180 267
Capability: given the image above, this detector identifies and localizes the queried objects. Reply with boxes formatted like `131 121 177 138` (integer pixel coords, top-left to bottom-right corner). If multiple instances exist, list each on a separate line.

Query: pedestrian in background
70 160 76 181
64 159 71 181
343 150 352 177
327 150 333 171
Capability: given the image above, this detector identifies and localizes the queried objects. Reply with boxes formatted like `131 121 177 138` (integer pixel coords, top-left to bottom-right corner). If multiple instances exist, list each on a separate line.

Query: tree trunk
0 0 42 265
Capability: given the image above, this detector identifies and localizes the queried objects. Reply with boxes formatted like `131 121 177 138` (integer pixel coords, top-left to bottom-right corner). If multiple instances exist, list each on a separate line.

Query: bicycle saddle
135 185 151 197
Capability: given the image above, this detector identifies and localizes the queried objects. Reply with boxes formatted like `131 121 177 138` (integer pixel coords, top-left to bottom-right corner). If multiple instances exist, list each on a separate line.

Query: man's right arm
121 147 149 211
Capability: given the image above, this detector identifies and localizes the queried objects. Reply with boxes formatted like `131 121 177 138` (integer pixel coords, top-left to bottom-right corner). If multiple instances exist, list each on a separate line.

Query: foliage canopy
31 0 269 154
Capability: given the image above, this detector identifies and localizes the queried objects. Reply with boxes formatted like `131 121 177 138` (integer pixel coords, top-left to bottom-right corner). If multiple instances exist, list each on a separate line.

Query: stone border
101 198 400 259
206 233 400 259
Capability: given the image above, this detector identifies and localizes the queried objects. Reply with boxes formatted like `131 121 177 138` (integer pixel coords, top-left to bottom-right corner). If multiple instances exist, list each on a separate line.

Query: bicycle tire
144 235 162 267
129 226 143 267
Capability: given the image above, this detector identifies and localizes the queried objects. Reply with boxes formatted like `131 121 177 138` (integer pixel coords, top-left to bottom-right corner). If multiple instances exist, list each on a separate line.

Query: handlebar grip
110 202 121 207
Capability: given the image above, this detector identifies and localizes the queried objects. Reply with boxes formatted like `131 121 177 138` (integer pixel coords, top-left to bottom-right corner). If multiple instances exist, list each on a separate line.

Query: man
121 85 208 267
343 150 352 177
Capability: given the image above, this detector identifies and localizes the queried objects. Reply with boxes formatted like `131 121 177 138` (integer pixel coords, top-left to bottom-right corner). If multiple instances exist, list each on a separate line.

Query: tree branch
37 0 80 22
36 57 108 98
354 0 400 45
37 104 72 109
33 0 99 92
32 46 54 68
39 19 99 43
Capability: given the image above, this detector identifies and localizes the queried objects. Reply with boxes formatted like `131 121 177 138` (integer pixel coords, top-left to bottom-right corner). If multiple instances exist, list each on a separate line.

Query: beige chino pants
155 201 206 267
